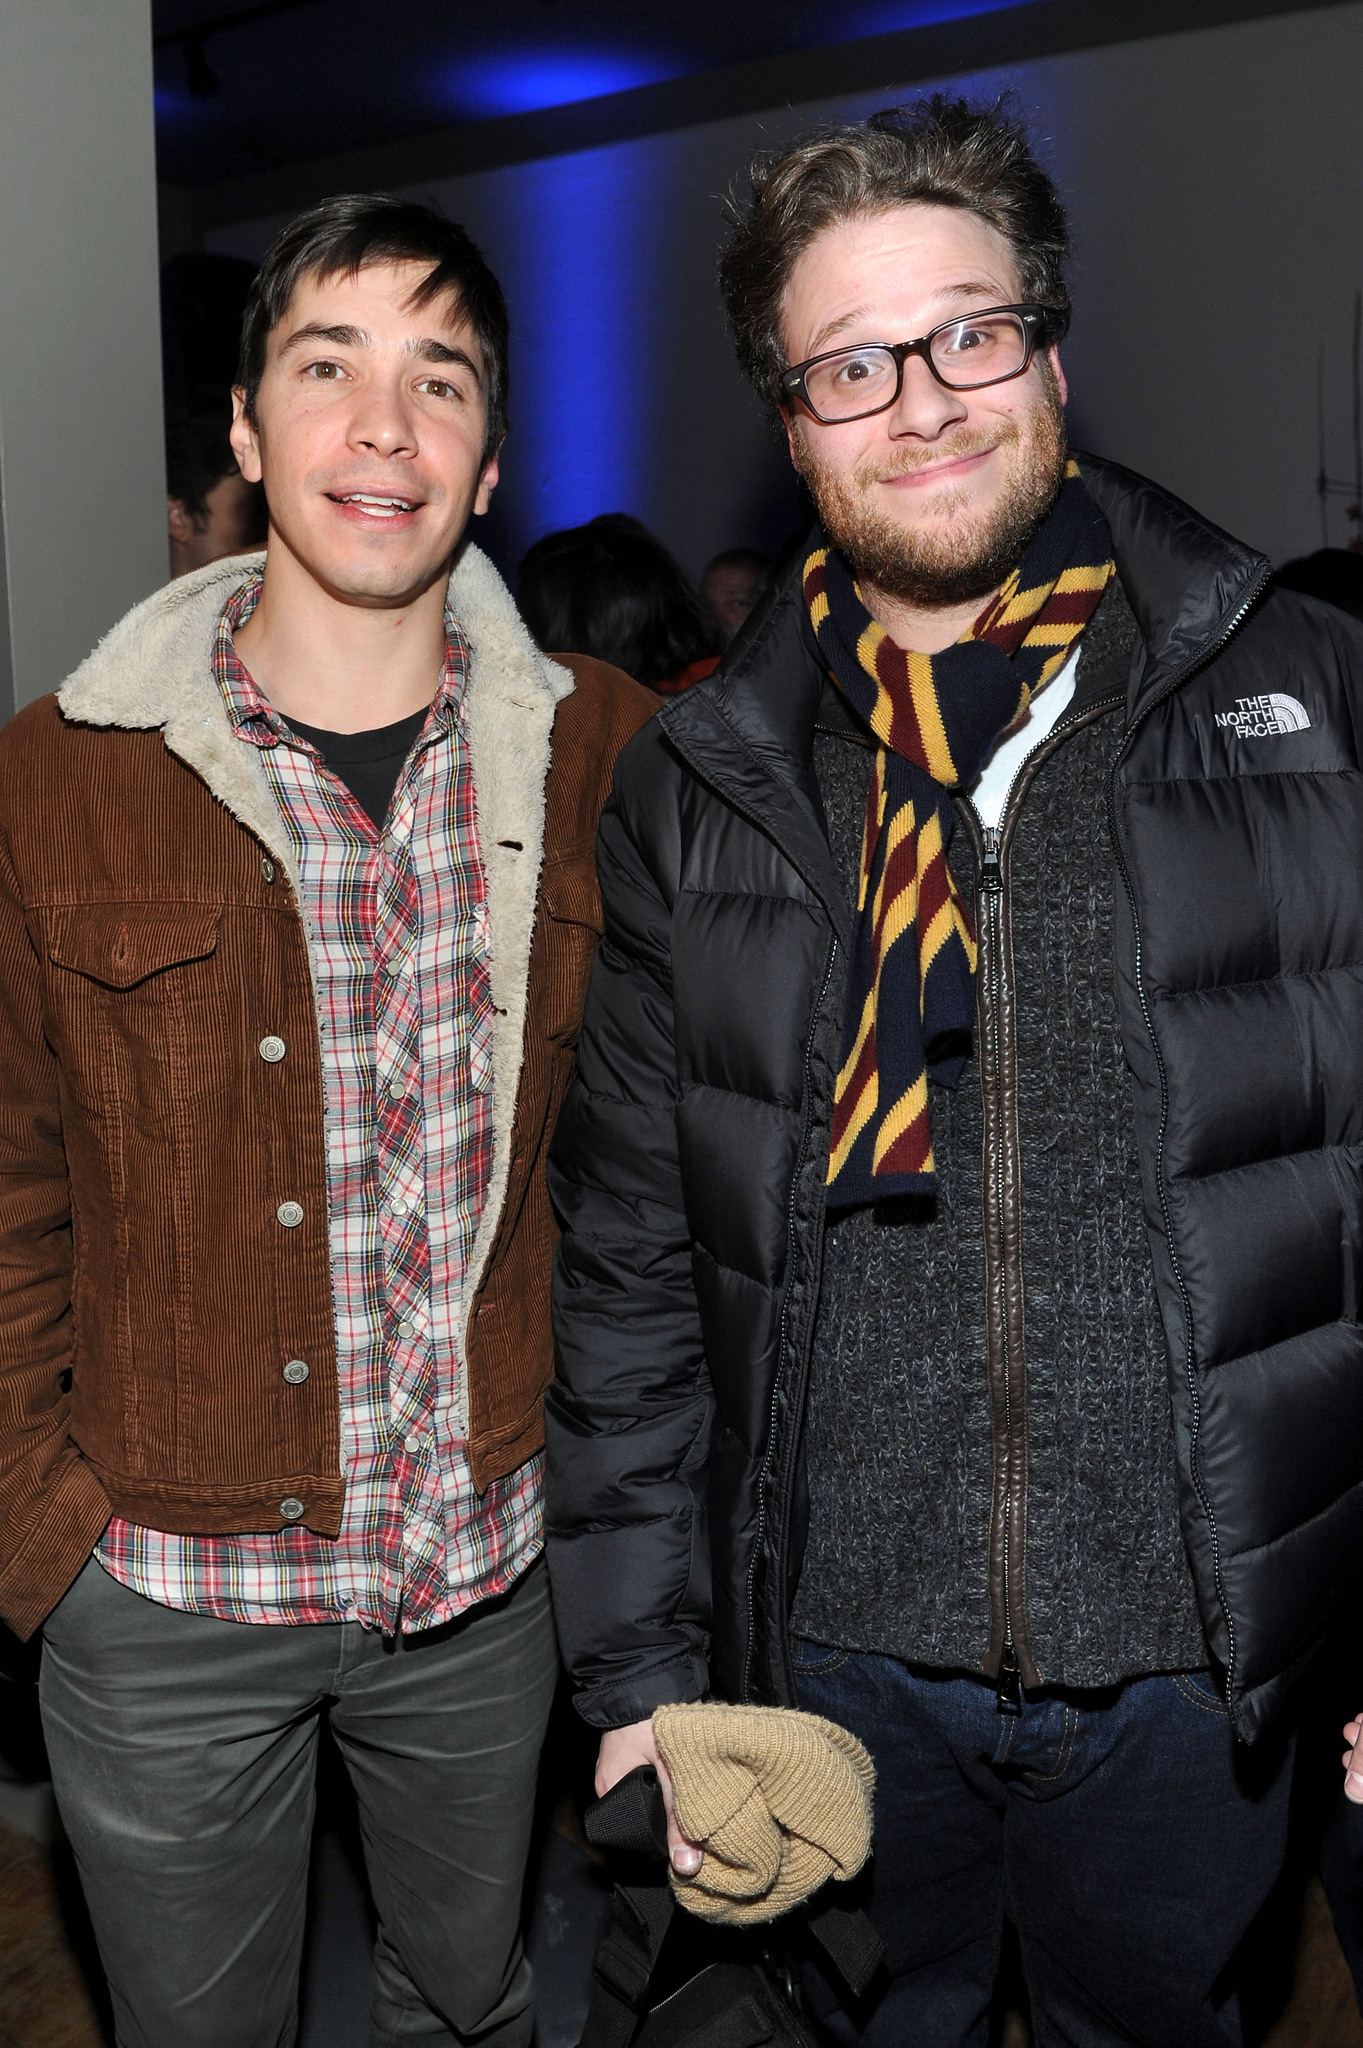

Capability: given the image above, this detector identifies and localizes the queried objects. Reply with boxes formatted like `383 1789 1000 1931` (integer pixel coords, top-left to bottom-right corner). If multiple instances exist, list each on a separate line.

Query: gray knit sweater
792 588 1208 1686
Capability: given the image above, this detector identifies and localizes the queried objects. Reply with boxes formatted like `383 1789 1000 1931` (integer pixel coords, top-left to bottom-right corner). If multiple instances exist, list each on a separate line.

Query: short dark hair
237 194 510 457
703 548 772 579
719 94 1071 412
517 515 720 689
165 403 240 522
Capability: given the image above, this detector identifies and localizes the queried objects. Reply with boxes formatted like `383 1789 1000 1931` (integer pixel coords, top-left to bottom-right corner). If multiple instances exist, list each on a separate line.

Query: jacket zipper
969 563 1267 1717
975 821 1021 1711
743 930 840 1701
1103 565 1271 1713
966 694 1124 1712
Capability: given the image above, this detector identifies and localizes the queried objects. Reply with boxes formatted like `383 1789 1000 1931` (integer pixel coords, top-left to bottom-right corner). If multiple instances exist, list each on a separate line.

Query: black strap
584 1764 671 1860
804 1897 884 1999
580 1881 677 2048
580 1770 677 2048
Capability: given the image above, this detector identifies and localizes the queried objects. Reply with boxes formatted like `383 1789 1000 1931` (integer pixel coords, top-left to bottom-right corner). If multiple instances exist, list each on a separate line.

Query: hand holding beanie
651 1702 874 1925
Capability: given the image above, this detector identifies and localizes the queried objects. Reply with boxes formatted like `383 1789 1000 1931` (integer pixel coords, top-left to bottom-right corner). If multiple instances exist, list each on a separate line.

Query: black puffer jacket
546 455 1363 1743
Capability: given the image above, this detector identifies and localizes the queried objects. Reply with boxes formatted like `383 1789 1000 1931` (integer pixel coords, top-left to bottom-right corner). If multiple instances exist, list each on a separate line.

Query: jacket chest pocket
44 904 229 1113
535 857 604 1048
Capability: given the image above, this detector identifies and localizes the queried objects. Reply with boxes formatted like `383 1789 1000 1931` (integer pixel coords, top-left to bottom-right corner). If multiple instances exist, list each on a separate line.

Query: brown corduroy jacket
0 544 655 1637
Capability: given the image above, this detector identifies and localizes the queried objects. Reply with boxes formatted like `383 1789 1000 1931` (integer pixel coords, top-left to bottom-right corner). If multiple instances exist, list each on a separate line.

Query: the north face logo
1213 693 1312 737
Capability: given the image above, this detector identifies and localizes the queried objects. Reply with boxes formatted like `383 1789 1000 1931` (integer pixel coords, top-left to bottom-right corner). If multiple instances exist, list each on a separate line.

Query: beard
795 373 1069 611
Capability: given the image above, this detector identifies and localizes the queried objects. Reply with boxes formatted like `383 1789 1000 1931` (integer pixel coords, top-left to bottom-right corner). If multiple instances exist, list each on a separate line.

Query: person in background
517 513 721 693
701 546 772 641
1272 546 1363 621
0 194 652 2048
165 402 268 578
546 95 1363 2045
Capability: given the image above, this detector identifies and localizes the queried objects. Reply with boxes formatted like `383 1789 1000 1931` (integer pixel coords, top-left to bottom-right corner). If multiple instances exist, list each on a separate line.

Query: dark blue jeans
793 1640 1293 2048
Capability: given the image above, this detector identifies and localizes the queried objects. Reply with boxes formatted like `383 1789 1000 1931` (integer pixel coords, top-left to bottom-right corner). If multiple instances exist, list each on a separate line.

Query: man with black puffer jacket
547 97 1363 2046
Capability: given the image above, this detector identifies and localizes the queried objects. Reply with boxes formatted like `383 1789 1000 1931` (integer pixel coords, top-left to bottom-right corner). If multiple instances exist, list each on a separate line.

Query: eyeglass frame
779 303 1055 423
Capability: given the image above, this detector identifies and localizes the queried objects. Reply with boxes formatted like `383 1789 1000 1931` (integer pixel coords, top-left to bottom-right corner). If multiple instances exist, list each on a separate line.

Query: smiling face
780 202 1068 613
230 259 499 609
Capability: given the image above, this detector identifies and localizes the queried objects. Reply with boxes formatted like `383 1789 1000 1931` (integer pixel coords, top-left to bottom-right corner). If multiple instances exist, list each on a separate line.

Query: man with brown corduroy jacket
0 195 652 2048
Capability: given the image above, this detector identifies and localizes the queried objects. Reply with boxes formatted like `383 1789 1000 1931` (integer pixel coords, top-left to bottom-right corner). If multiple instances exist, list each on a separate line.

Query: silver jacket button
261 857 276 883
276 1201 304 1228
259 1036 286 1063
279 1496 305 1521
282 1359 310 1385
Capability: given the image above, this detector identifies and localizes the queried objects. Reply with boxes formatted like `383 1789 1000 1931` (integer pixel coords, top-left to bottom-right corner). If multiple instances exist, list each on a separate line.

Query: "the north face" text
1213 693 1311 737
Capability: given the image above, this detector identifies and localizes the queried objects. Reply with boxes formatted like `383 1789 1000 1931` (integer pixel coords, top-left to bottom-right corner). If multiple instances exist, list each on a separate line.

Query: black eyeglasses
780 305 1052 424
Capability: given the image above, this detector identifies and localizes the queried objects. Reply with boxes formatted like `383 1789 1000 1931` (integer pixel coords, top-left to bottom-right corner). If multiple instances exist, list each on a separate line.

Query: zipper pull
979 826 1003 895
996 1641 1022 1716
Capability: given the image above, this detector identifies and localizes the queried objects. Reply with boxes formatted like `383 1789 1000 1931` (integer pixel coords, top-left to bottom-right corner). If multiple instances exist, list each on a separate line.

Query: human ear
472 448 501 518
230 387 264 485
167 497 195 543
782 406 807 478
1047 345 1068 408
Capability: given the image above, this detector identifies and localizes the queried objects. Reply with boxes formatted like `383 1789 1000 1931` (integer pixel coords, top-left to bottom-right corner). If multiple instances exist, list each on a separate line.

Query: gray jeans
39 1553 558 2048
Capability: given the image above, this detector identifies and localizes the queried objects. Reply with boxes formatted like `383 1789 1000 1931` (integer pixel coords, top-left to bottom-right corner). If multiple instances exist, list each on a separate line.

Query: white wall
0 0 166 712
209 2 1363 580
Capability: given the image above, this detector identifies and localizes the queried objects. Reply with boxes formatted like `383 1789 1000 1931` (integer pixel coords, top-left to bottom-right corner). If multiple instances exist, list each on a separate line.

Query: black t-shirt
286 705 429 832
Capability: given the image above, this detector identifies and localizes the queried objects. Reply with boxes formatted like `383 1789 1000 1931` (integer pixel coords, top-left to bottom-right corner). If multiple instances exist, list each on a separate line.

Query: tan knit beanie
651 1702 874 1926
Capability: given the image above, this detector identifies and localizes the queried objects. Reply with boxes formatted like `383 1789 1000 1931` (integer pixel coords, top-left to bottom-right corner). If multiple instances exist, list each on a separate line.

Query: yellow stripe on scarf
870 802 919 957
872 1071 931 1176
828 986 879 1185
853 611 959 784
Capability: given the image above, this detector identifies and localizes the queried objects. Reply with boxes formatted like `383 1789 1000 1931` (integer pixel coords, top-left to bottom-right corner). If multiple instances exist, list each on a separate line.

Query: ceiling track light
156 4 332 103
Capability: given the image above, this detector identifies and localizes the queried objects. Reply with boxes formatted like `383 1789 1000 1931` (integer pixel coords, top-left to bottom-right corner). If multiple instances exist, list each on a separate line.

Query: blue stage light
844 0 1033 32
484 140 667 558
153 84 198 121
438 49 683 121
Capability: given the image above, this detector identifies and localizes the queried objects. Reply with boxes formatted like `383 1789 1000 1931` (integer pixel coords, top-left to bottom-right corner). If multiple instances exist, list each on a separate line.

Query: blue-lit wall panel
487 144 670 558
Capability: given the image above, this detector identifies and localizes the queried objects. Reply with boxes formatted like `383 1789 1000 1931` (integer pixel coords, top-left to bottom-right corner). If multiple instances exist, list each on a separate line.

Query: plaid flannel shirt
99 575 542 1630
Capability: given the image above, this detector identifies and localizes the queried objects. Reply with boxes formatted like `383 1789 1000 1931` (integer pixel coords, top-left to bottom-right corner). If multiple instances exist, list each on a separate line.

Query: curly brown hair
719 95 1071 413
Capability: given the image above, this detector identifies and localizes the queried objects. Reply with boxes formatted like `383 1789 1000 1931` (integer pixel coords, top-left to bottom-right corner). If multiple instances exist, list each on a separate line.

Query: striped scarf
806 461 1115 1206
